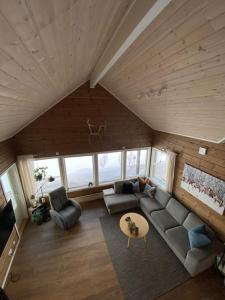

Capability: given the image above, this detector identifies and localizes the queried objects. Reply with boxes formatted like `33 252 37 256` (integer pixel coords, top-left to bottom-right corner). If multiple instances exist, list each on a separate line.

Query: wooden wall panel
0 184 6 208
14 83 152 157
0 138 16 175
152 130 225 241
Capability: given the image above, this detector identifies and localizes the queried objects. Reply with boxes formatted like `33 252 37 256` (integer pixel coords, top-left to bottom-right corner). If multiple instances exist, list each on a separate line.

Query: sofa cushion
59 205 80 227
166 226 191 262
183 213 215 240
114 180 126 194
49 186 68 212
140 197 164 213
154 187 171 207
104 194 138 214
134 192 148 200
166 198 189 224
151 209 180 232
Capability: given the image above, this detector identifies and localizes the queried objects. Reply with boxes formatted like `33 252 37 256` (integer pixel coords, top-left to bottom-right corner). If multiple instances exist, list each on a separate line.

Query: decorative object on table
125 216 139 236
30 196 37 208
87 119 107 144
181 164 225 215
49 186 81 230
88 181 93 188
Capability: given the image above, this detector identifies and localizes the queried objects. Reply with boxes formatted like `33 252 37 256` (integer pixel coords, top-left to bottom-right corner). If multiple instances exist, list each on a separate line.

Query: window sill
150 177 166 190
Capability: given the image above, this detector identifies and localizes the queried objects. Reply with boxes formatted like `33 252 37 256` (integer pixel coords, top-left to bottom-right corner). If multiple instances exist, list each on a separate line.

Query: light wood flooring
5 200 225 300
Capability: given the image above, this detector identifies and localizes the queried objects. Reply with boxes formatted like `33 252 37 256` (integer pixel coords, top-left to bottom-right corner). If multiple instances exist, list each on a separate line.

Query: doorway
1 164 27 228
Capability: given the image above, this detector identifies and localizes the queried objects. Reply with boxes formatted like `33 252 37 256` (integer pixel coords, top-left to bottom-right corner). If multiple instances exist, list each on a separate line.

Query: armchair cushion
49 187 68 212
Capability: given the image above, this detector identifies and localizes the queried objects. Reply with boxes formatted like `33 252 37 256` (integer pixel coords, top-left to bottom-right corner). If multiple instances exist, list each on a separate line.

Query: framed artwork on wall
181 164 225 215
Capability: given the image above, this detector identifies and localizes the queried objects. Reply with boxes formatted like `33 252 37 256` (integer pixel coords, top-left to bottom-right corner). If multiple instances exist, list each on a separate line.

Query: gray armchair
49 186 81 230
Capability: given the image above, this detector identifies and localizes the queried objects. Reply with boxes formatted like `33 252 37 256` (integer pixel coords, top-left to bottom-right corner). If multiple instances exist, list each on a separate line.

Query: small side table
120 212 149 248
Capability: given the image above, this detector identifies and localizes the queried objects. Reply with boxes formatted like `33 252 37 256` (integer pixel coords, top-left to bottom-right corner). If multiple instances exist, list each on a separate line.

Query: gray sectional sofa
103 179 224 277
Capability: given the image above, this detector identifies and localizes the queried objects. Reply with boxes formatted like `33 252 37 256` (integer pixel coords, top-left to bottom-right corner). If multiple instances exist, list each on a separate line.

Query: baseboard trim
72 192 103 203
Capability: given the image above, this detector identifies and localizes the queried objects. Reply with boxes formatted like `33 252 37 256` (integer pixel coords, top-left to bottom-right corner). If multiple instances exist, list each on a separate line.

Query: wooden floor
5 200 225 300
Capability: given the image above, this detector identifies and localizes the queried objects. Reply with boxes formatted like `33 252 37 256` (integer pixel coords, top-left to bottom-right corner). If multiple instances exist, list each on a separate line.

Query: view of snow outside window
152 150 167 185
65 156 94 189
126 149 148 178
98 152 122 183
34 158 62 193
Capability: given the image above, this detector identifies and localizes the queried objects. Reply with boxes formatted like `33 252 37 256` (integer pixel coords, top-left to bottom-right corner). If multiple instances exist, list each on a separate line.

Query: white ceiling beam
90 0 172 88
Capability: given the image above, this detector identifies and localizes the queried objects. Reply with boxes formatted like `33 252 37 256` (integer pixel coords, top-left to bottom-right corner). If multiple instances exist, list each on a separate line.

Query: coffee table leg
127 237 130 248
144 236 147 243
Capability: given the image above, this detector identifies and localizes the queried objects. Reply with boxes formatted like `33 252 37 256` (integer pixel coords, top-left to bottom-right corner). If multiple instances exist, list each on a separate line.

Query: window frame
33 156 64 193
125 148 151 179
33 147 151 194
97 150 123 185
63 153 95 191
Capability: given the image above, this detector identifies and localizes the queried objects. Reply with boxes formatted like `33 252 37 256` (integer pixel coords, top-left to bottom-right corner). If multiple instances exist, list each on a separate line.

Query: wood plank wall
14 82 152 157
0 139 16 175
152 130 225 241
0 138 16 207
0 184 6 208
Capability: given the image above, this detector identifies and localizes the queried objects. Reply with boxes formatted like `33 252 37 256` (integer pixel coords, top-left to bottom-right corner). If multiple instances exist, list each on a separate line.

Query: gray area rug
100 211 190 300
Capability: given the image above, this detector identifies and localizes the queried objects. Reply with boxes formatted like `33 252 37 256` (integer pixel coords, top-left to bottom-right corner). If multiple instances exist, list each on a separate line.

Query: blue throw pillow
188 225 211 249
132 180 140 193
192 224 205 234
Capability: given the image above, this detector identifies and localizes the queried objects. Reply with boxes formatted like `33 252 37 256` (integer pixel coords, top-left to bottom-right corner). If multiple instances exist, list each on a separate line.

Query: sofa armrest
68 199 82 212
184 240 224 276
50 209 66 230
103 188 115 196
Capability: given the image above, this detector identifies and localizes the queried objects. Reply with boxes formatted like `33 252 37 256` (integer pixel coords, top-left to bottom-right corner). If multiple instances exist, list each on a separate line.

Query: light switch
199 147 207 155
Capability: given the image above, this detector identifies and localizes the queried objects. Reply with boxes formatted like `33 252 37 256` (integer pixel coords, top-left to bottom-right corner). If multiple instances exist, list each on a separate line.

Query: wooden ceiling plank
90 0 172 88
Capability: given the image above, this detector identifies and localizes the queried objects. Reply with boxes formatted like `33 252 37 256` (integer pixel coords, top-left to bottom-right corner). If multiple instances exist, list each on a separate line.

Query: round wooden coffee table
120 212 149 248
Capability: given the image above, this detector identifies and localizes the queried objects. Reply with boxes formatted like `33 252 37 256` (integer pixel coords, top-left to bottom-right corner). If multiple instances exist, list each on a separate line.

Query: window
98 152 122 184
64 155 94 189
1 164 27 228
33 158 62 193
126 149 149 178
150 149 168 188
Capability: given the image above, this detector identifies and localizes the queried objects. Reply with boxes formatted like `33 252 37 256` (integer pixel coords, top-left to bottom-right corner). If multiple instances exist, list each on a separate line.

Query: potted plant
31 208 43 225
34 167 47 182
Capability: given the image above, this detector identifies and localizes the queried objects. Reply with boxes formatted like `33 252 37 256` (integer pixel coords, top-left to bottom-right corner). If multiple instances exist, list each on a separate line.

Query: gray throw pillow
144 184 156 198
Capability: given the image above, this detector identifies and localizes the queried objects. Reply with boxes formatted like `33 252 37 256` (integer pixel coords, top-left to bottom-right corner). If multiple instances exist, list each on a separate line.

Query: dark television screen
0 200 16 255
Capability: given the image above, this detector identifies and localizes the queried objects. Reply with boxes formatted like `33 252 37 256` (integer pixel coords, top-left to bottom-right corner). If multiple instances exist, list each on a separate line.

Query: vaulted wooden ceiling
0 0 225 143
0 0 131 141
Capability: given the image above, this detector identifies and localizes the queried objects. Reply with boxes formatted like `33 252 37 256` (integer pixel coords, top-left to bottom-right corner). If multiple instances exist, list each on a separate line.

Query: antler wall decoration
87 119 107 144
